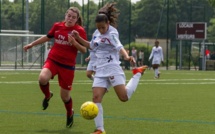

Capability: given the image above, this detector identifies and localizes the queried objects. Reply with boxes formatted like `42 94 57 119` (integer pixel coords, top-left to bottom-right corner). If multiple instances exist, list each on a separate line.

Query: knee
92 95 102 103
118 95 128 102
38 73 50 85
60 93 70 103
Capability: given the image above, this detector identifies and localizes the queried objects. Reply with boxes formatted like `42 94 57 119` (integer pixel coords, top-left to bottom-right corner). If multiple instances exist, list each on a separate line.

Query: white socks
155 68 159 77
126 73 141 99
94 103 104 131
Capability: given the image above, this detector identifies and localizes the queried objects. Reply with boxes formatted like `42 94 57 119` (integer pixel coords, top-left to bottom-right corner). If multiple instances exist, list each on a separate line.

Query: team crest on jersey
93 36 96 40
101 38 112 45
94 42 99 47
101 38 106 43
106 55 113 63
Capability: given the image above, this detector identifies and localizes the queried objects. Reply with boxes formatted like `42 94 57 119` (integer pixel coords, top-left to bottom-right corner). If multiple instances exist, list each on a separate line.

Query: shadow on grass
34 129 84 134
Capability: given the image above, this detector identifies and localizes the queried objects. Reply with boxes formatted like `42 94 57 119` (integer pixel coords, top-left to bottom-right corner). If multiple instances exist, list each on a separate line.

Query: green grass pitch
1 69 215 134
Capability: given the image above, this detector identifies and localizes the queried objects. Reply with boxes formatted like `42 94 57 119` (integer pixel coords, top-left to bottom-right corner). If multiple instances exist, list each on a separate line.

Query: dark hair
155 40 159 44
66 7 83 26
96 2 120 28
95 14 109 24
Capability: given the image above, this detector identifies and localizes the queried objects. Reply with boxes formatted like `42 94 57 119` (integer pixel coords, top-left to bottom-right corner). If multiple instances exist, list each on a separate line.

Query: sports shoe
42 92 53 110
66 110 74 128
154 76 158 79
132 65 148 75
90 129 106 134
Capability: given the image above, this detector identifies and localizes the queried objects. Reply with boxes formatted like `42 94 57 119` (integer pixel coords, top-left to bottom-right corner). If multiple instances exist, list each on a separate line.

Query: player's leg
38 68 52 95
113 68 147 101
157 65 161 78
60 88 74 128
91 77 108 134
110 74 128 101
39 59 56 110
58 67 75 128
152 64 159 79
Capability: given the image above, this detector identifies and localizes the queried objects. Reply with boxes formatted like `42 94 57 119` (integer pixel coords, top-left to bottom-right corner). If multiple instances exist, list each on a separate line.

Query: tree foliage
0 0 215 43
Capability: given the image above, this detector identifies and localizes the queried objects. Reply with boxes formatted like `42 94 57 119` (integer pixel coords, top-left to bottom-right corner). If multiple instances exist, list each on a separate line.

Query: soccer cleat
42 92 53 110
90 129 106 134
66 110 74 128
132 65 148 75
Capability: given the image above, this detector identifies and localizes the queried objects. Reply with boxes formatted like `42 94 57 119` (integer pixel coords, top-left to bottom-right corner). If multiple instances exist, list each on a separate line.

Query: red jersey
47 22 87 66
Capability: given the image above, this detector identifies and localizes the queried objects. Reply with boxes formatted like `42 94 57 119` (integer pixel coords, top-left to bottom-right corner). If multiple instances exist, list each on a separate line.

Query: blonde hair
66 7 83 26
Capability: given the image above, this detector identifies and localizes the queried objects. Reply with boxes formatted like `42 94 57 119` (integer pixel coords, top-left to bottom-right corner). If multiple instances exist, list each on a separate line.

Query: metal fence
0 32 89 70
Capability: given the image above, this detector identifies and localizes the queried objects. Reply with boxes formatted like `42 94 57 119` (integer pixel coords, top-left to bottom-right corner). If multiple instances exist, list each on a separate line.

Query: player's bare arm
23 36 50 52
68 34 86 54
120 48 135 63
85 56 90 62
72 30 90 49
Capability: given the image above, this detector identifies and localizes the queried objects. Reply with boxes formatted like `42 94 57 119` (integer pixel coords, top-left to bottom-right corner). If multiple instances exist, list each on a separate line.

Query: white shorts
92 74 126 90
87 62 95 71
152 58 161 65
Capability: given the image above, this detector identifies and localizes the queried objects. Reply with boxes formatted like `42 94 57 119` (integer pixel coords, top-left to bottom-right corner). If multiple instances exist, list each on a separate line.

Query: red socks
64 98 73 117
39 82 50 99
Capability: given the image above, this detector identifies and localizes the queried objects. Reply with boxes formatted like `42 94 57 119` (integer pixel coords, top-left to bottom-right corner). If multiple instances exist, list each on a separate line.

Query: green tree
82 1 98 39
208 18 215 42
1 0 23 30
116 0 131 44
29 0 75 34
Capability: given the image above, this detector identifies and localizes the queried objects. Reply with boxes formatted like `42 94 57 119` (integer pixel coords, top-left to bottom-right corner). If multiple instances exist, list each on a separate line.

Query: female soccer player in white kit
73 3 148 134
149 40 164 79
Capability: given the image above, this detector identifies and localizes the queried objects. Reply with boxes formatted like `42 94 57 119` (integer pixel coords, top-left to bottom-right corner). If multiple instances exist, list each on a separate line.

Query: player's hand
71 30 79 39
125 56 135 63
85 57 90 62
68 34 77 46
161 61 164 65
23 44 33 52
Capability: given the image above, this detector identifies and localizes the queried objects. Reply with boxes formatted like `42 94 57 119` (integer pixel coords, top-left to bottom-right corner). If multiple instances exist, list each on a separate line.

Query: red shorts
43 59 75 90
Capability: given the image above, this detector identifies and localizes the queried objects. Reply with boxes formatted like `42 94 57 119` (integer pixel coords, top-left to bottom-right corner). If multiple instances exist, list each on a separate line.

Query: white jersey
86 49 96 71
90 25 124 77
149 46 164 64
88 49 96 65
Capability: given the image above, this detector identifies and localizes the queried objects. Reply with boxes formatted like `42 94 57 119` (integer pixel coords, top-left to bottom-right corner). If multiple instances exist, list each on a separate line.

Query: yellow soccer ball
80 101 99 120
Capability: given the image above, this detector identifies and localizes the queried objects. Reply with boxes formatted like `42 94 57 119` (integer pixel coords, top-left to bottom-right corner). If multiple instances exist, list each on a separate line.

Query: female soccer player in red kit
23 7 87 128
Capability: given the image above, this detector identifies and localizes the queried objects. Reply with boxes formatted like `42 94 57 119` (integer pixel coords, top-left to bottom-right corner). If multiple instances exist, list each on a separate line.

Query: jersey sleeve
47 22 58 38
149 48 154 60
109 33 123 52
160 47 164 61
89 31 97 50
77 27 87 40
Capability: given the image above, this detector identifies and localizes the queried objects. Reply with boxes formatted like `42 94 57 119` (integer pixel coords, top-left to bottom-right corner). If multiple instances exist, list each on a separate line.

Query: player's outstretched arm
120 48 135 63
85 56 90 62
72 30 90 49
68 34 86 54
23 36 50 52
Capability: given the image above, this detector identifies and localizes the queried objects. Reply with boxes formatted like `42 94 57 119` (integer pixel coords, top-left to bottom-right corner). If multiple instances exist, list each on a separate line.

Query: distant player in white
72 3 148 134
149 40 164 79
